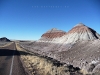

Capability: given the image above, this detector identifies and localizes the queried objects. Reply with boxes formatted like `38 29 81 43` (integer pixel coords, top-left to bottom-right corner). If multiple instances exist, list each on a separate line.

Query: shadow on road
0 49 30 56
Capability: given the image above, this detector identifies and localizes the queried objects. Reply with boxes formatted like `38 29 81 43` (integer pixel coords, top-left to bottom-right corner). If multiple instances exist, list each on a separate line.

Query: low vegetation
16 43 83 75
0 42 13 47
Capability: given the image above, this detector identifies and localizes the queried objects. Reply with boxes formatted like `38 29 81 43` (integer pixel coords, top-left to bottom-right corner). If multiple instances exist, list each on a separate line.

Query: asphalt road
0 42 28 75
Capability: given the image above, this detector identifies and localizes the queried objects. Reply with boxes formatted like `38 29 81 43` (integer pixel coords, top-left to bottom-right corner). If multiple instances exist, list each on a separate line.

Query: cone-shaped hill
39 23 100 44
39 28 66 41
64 23 100 43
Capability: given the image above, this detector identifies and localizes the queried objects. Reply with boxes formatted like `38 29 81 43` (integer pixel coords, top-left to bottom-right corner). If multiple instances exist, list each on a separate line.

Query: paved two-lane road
0 42 27 75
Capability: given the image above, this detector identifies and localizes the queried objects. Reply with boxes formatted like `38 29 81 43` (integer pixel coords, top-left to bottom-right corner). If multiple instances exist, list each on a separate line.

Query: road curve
0 42 28 75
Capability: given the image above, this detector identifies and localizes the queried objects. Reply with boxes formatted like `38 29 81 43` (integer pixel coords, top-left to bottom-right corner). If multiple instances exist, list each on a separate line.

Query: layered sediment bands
63 23 100 43
41 32 66 38
39 23 100 44
39 28 66 42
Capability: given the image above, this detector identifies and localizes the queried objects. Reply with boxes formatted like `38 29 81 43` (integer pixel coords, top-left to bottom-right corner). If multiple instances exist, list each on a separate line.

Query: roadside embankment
16 43 83 75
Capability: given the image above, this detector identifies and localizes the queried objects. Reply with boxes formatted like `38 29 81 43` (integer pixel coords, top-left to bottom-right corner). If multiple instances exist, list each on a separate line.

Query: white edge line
9 50 15 75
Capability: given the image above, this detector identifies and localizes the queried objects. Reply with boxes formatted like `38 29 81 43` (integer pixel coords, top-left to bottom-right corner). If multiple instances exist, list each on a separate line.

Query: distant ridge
0 37 11 42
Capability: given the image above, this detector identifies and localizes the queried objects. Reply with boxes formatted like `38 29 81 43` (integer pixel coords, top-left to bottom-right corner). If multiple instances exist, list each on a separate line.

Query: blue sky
0 0 100 40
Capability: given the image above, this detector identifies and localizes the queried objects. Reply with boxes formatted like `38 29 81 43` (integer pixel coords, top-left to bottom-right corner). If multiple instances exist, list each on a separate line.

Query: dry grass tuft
16 43 84 75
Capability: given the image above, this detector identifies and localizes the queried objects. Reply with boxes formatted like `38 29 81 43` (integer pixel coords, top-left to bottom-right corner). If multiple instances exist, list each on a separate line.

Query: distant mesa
0 37 11 42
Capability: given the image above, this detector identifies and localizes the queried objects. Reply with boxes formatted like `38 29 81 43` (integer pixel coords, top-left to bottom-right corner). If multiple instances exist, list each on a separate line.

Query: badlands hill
64 23 100 43
39 23 100 43
20 23 100 74
40 28 66 42
41 28 66 38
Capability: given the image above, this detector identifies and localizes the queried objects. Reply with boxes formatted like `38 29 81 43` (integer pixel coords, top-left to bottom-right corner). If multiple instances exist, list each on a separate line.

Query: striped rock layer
39 28 66 42
39 23 100 44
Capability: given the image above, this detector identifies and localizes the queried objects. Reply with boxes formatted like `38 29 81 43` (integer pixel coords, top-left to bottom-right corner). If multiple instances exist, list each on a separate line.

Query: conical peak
39 23 100 43
65 23 100 43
